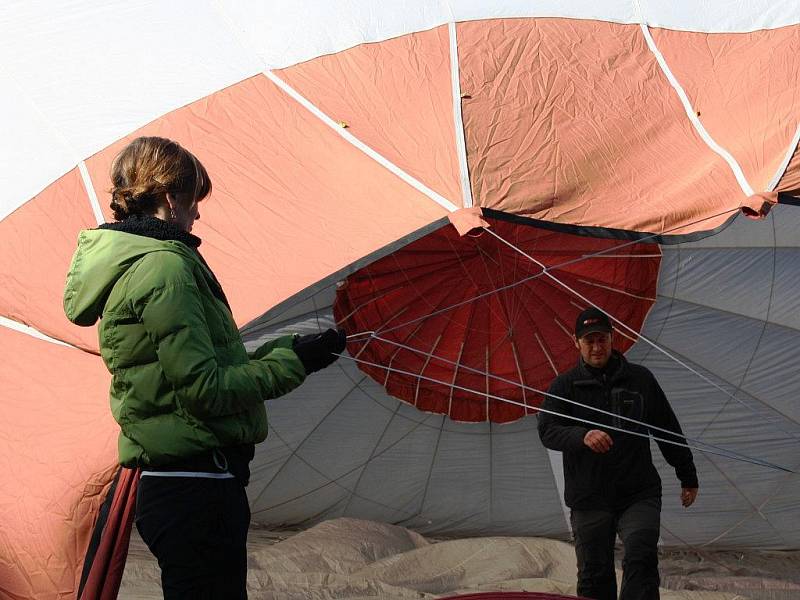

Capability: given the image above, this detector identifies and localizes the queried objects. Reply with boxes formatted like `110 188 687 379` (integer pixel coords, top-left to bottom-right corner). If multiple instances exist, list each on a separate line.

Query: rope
339 207 739 337
482 226 800 442
353 334 795 525
335 352 797 475
358 333 773 463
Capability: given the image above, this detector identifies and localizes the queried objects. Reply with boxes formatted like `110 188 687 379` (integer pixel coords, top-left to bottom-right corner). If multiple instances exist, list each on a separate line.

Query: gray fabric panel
657 248 773 322
250 364 399 522
739 323 800 425
632 298 767 386
766 250 800 330
487 421 569 538
341 408 450 523
239 204 800 547
242 300 567 539
627 205 800 547
771 205 800 248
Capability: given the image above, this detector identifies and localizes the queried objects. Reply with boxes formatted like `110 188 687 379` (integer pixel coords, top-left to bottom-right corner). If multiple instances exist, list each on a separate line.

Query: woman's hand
292 329 347 375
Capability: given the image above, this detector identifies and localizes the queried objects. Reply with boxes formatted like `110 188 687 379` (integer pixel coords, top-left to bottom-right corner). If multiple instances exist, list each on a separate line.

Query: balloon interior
1 2 799 599
335 215 659 423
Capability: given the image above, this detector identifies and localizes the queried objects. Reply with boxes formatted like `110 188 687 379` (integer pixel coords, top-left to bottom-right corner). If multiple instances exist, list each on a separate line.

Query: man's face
575 331 613 368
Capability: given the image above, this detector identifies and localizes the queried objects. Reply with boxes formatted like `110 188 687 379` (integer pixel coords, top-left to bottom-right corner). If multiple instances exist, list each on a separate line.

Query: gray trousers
570 496 661 600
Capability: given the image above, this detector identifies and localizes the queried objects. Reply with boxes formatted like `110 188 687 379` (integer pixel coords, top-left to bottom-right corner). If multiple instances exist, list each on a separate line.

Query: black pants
570 496 661 600
135 475 251 599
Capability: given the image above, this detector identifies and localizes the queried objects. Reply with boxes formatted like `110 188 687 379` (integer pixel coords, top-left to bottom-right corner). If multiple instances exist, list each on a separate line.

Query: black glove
292 328 347 375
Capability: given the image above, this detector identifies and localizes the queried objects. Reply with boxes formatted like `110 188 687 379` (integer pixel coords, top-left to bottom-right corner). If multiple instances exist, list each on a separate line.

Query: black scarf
98 214 202 249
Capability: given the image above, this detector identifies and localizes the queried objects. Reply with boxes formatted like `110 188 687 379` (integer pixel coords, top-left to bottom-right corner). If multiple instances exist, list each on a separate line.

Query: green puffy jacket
63 228 306 467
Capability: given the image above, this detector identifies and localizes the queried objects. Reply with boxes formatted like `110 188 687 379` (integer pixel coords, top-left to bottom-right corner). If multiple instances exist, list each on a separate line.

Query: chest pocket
610 388 646 433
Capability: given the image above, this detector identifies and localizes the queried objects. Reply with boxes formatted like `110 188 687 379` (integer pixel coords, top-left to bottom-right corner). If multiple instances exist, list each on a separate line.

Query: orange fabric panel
277 25 462 207
0 328 116 599
0 169 100 351
777 146 800 195
650 25 800 194
85 74 448 327
457 19 744 235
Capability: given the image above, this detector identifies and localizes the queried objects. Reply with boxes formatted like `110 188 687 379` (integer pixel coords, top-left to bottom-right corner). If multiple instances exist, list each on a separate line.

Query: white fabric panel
0 0 261 221
451 0 636 26
485 422 568 538
224 0 800 72
638 298 766 385
677 213 777 249
638 0 800 32
0 74 76 221
3 1 797 220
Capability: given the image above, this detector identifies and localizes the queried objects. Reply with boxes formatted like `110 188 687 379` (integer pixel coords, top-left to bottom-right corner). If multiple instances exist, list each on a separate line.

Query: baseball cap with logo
575 307 613 339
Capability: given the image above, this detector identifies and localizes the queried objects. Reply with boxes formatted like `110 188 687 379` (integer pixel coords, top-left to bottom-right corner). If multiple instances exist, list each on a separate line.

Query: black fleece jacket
538 351 698 510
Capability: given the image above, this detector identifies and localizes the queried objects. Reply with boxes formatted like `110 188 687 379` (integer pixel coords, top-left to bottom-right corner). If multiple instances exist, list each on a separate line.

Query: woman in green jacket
64 136 345 599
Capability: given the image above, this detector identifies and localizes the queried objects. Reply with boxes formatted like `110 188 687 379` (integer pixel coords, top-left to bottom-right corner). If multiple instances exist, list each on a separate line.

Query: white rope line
448 340 468 417
343 270 540 335
78 160 105 225
415 334 442 405
340 207 740 337
483 226 800 442
525 206 737 270
768 122 800 192
584 254 662 258
448 22 474 208
263 70 459 214
357 332 778 465
634 6 754 197
535 332 559 377
340 208 795 441
509 339 530 409
701 456 800 547
259 422 422 517
336 351 796 474
576 278 656 301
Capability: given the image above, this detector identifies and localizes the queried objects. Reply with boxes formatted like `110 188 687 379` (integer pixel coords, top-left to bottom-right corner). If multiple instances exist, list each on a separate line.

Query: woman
63 136 345 598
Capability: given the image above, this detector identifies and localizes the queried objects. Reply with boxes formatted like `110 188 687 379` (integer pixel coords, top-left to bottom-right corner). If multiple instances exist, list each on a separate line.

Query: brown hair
109 136 212 221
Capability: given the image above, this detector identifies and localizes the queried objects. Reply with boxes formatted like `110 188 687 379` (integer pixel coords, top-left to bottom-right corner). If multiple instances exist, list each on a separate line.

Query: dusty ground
657 547 800 600
118 521 800 600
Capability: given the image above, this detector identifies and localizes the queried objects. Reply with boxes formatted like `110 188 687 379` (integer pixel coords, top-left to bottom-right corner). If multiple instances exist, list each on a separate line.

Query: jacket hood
63 225 200 326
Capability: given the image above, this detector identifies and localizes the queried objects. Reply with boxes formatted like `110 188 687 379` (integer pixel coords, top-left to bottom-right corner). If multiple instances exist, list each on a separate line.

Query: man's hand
583 429 613 453
681 487 698 507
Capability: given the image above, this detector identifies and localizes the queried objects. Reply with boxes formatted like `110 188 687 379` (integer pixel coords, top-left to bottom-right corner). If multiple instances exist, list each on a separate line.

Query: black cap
575 307 612 339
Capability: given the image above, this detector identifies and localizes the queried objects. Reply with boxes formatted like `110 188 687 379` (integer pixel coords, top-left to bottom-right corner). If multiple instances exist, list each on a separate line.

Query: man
537 307 699 600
